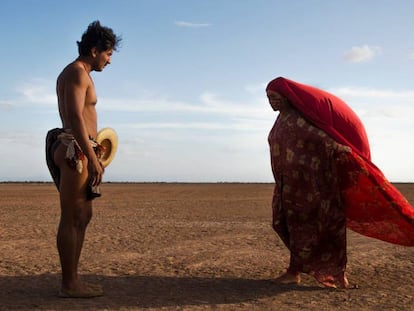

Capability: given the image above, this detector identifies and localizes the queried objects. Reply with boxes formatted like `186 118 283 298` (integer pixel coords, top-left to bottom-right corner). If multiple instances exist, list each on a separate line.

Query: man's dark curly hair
77 20 122 56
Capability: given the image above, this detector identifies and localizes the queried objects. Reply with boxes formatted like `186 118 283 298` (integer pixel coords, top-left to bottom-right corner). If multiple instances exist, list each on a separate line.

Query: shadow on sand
0 274 322 309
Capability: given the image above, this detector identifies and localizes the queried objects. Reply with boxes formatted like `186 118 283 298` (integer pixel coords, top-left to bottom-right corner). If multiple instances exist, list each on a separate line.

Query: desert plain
0 182 413 310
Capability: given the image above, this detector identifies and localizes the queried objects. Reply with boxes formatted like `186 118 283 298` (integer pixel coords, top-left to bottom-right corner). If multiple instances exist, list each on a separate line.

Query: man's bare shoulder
57 62 88 85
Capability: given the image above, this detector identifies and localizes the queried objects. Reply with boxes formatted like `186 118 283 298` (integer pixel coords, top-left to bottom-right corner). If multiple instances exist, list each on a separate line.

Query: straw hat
96 127 118 168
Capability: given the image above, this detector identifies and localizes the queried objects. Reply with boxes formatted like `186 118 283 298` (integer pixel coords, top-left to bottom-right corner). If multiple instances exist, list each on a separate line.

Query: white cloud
100 92 270 119
0 101 13 111
18 78 55 105
343 45 381 63
329 86 414 100
121 119 269 131
244 82 266 94
174 20 211 28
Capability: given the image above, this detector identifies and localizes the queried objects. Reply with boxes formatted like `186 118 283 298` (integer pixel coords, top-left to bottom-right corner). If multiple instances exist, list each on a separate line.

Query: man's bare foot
84 282 103 291
58 282 104 298
274 271 301 285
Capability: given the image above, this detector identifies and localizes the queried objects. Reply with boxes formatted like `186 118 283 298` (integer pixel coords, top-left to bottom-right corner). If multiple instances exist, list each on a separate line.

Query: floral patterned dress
268 108 350 284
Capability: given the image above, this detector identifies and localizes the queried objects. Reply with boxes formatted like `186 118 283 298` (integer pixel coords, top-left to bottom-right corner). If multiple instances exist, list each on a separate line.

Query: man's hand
88 156 104 187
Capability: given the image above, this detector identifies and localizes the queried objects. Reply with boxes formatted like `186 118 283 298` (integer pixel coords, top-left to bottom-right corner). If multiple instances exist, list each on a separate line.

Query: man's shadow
0 274 321 310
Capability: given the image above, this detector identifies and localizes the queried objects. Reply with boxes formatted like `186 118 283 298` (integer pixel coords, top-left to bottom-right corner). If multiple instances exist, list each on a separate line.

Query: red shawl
266 77 414 246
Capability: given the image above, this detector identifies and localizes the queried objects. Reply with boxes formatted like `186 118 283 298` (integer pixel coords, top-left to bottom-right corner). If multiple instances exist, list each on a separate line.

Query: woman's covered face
267 90 289 112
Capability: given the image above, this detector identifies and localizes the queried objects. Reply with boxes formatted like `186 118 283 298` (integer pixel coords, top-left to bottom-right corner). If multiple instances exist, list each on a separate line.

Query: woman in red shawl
267 77 414 288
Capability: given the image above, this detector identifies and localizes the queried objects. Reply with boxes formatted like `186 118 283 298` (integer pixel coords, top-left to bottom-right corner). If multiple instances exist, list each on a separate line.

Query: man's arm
62 66 103 186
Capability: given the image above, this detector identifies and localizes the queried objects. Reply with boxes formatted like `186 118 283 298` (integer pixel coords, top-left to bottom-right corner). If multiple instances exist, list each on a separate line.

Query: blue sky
1 0 413 182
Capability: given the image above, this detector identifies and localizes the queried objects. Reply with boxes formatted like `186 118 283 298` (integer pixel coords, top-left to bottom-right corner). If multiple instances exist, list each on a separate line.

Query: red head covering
266 77 371 160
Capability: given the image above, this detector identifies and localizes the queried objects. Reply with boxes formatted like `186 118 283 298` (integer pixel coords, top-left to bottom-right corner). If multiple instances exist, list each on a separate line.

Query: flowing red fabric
267 77 414 246
266 77 371 160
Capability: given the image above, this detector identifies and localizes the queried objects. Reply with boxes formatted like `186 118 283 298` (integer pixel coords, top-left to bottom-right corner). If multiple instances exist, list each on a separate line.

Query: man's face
92 48 113 72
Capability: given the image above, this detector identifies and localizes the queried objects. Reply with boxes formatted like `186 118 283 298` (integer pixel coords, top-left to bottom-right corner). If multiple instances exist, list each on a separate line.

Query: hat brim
96 127 118 168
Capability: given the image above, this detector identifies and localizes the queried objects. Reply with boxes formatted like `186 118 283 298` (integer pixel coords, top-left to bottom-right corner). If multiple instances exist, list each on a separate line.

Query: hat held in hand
96 127 118 168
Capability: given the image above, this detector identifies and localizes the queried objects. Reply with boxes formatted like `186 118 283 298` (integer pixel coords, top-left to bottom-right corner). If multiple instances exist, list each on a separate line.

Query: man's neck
76 57 93 73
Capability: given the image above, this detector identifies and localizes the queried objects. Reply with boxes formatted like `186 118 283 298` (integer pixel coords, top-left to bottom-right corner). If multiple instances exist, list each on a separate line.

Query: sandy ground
0 182 413 311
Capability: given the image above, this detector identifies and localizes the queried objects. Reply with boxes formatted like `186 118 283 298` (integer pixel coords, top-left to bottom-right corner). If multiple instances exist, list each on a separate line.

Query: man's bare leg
55 146 102 297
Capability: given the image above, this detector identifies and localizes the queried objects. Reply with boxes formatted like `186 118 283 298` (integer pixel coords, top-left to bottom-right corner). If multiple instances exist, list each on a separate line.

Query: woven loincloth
45 128 104 190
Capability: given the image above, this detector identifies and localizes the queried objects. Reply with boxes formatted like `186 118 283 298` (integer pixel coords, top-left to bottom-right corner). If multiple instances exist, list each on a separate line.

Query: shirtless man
45 21 121 298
